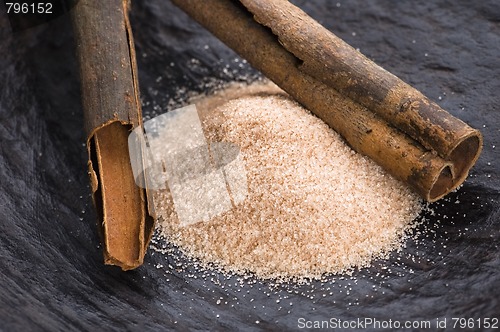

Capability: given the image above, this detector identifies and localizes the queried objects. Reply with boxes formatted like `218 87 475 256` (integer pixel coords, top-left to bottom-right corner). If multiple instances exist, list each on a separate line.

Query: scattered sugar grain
155 90 423 281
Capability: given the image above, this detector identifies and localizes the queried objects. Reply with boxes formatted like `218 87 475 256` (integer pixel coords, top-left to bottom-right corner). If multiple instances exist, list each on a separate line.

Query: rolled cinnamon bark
72 0 154 270
171 0 482 202
239 0 482 190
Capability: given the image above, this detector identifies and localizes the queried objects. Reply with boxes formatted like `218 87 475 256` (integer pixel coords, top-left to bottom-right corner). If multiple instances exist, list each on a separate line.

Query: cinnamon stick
72 0 154 269
171 0 482 202
239 0 482 189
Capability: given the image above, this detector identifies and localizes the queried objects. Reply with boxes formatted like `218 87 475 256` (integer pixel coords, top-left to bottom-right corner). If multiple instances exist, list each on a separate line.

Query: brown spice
155 90 422 281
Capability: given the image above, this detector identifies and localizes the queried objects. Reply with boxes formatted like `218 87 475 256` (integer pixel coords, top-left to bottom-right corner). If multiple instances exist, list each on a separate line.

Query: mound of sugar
155 92 422 281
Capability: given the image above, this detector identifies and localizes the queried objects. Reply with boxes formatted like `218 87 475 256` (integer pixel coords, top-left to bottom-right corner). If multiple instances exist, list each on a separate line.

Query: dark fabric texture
0 1 498 330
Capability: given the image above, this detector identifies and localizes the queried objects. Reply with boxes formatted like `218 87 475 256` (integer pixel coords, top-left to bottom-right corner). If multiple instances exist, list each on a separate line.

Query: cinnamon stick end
90 121 151 270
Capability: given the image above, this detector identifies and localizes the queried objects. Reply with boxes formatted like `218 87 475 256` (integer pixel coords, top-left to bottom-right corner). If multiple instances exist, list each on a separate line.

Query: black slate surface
1 1 499 331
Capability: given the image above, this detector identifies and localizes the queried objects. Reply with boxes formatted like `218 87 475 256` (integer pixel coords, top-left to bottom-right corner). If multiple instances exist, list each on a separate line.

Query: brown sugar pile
154 87 422 281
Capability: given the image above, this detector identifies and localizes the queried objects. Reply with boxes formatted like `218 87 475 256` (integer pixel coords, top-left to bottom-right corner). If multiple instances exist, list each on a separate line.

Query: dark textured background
0 1 499 331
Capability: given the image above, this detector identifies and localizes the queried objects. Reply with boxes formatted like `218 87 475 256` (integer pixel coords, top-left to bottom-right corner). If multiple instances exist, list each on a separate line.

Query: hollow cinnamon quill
72 0 154 270
171 0 482 202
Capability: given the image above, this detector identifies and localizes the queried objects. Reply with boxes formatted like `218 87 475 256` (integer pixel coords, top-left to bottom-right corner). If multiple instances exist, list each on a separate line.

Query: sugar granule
154 90 422 281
